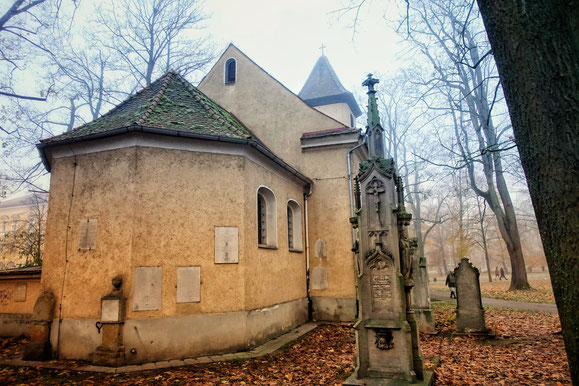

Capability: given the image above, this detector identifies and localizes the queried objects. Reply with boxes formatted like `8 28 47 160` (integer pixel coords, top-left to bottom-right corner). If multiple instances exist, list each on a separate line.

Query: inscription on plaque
368 257 394 312
215 227 238 264
311 266 328 290
78 219 97 250
372 274 392 299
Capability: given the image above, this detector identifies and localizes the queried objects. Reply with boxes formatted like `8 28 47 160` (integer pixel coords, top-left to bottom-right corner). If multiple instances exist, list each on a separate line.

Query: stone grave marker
345 74 430 385
454 258 490 335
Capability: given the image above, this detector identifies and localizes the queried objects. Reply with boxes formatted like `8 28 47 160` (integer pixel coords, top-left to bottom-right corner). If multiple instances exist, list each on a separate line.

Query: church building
35 44 366 364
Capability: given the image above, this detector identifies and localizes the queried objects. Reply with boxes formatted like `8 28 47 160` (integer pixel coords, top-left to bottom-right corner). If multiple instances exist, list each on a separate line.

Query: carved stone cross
367 178 385 226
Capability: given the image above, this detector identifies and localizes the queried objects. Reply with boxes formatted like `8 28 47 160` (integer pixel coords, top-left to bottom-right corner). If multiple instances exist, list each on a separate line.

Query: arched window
257 186 276 247
287 200 303 251
11 215 19 232
225 58 236 84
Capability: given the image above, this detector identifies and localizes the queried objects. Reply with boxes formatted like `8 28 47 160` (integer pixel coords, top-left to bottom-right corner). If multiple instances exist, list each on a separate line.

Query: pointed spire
362 73 386 158
362 73 380 128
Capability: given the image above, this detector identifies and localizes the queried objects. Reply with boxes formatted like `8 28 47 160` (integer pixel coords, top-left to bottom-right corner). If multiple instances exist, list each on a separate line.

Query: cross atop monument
319 43 327 56
362 73 379 93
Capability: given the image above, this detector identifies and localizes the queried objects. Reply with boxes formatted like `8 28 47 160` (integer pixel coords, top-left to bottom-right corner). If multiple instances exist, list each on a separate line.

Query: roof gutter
37 125 313 188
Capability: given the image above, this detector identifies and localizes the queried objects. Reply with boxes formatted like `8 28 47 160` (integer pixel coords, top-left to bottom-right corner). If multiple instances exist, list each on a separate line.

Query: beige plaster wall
242 161 307 310
198 45 345 170
42 144 307 323
302 147 358 302
0 277 41 314
313 103 355 128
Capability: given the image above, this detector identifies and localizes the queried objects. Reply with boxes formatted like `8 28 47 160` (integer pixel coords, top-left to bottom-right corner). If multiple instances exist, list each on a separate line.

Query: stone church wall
41 143 308 361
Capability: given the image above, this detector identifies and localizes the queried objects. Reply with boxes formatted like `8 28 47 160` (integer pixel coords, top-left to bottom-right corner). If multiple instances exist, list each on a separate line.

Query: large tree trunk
476 0 579 382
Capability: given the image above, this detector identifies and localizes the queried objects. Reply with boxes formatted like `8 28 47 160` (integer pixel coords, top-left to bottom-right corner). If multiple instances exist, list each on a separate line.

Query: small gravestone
454 258 490 335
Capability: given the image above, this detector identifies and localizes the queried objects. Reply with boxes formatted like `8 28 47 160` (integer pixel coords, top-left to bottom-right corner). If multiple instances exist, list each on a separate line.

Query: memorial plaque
101 299 120 322
311 266 328 290
177 266 201 303
215 227 238 264
78 219 97 250
372 273 392 299
13 283 27 302
314 238 327 258
133 267 162 311
368 258 394 313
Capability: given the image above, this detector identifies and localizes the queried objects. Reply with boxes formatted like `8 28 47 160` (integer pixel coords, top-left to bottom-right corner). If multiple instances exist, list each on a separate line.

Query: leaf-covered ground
0 303 570 384
430 276 555 303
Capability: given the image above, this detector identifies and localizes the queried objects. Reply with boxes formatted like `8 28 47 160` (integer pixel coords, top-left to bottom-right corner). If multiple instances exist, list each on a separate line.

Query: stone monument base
414 308 435 334
344 370 434 386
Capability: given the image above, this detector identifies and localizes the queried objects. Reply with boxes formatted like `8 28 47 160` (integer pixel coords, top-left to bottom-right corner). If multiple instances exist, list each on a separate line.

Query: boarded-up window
78 219 97 250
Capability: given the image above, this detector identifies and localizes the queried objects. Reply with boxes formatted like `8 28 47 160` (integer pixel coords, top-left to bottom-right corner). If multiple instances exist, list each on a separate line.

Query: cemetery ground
0 301 571 385
430 271 556 304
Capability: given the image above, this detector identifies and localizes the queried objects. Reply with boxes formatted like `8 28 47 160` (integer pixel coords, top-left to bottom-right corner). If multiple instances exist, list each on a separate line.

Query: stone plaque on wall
13 283 27 302
177 266 201 303
133 267 162 311
78 219 97 250
101 299 120 322
314 238 327 258
311 266 328 290
215 227 239 264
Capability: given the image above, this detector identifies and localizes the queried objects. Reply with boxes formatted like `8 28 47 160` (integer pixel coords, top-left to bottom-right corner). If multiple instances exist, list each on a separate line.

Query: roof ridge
172 73 249 138
135 72 174 125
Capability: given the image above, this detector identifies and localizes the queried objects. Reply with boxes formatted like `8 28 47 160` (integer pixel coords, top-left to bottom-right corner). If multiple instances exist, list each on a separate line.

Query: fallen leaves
0 304 571 384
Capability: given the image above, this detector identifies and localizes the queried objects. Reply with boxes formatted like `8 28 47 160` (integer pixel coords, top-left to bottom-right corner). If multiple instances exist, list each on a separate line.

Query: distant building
0 193 48 270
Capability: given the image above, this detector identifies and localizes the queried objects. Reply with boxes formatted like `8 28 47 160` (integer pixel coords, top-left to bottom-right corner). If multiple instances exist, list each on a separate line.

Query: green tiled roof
41 71 252 143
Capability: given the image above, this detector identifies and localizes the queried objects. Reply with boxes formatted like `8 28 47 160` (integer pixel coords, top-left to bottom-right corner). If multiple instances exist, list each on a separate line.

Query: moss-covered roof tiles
41 71 252 144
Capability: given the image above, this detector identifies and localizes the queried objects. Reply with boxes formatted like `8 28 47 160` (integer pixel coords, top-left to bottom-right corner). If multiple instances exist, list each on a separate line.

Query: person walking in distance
445 271 456 299
495 266 500 280
499 267 507 280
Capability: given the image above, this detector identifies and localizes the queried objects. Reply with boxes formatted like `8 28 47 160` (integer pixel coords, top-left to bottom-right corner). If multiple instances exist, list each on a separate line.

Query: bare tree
474 195 492 281
0 0 78 101
95 0 214 87
402 0 530 289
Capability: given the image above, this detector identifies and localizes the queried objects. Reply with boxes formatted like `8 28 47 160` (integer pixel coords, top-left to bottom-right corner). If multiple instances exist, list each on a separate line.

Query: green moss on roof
42 72 252 143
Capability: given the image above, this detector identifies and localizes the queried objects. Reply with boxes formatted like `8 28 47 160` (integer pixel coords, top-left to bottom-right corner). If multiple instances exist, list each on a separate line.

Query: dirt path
430 290 558 313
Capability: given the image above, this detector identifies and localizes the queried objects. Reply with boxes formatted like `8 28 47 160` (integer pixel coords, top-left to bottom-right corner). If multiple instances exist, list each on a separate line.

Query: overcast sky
204 0 409 96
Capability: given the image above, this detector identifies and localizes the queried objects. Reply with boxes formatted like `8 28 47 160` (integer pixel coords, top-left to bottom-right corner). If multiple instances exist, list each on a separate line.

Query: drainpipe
304 183 313 321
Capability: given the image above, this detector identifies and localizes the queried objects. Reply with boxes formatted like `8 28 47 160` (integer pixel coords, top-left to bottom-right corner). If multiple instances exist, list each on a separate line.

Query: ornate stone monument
454 258 491 335
346 75 429 385
91 276 127 366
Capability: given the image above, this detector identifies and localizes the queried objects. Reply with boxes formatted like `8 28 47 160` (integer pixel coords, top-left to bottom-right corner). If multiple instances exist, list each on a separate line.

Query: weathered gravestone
410 241 435 333
454 258 490 335
345 74 430 385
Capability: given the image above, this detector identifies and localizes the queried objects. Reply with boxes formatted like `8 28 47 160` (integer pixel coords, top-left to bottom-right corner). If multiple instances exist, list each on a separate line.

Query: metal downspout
304 184 313 321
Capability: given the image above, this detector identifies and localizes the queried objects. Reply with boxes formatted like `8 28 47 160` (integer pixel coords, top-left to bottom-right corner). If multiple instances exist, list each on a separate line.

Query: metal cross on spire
319 43 327 56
